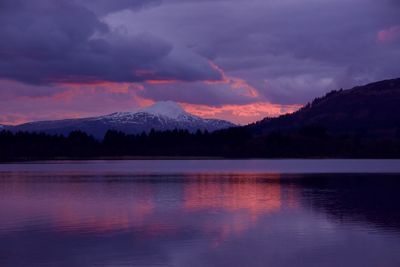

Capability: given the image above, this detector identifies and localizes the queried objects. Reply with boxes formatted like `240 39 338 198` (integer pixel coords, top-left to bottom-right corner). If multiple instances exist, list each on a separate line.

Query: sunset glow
0 0 398 126
183 102 301 124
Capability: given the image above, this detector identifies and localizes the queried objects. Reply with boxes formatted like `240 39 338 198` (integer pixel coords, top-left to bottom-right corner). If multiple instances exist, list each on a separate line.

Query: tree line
1 126 400 161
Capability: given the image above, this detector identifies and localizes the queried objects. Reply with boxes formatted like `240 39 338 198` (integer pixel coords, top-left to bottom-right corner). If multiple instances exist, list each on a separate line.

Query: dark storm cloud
108 0 400 104
0 0 221 85
139 81 258 106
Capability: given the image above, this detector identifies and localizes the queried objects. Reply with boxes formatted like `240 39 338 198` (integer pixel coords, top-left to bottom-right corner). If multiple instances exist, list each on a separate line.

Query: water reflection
297 174 400 231
0 182 156 233
184 174 283 214
0 170 400 266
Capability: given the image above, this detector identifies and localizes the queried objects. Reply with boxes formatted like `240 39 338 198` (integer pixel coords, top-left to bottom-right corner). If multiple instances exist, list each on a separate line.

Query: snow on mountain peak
138 101 191 119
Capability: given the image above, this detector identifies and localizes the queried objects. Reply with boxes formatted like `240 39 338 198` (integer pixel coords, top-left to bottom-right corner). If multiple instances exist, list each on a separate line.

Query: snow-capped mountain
6 101 236 138
138 101 192 120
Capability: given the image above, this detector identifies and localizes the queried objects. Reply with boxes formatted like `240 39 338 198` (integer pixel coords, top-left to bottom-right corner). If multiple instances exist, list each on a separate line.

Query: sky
0 0 399 125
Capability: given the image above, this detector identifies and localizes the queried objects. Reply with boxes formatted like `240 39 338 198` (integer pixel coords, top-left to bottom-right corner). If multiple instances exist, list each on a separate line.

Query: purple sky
0 0 399 124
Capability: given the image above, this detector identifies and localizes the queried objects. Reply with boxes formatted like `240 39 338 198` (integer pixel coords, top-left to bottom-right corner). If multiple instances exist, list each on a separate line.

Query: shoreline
2 156 400 164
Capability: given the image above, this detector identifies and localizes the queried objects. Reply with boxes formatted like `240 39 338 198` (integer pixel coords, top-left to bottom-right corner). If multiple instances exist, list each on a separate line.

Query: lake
1 160 400 267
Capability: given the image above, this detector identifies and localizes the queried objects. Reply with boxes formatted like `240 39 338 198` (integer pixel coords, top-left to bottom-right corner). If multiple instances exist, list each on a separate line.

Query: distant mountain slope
248 78 400 137
5 101 235 138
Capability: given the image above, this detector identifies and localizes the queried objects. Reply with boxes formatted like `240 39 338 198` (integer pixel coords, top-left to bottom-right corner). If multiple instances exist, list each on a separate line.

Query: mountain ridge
5 101 236 138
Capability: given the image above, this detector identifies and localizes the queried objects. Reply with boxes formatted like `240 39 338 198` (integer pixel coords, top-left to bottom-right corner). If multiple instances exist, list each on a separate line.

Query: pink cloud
0 81 151 125
206 61 260 98
377 25 400 44
182 102 301 125
0 74 299 126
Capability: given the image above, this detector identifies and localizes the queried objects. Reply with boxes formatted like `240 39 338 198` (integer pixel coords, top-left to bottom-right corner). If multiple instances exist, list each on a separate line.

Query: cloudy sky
0 0 399 125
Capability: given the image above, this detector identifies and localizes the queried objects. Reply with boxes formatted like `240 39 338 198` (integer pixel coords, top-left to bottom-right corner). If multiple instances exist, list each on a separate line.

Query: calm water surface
1 160 400 267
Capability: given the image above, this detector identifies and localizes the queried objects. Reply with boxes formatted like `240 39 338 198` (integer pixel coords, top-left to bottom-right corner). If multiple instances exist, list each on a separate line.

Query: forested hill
248 78 400 137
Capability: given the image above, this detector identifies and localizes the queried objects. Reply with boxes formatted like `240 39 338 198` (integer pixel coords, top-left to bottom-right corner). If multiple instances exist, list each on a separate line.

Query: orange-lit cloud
146 79 179 85
140 62 301 125
138 62 260 106
0 70 300 126
0 81 152 125
206 61 260 98
182 102 301 125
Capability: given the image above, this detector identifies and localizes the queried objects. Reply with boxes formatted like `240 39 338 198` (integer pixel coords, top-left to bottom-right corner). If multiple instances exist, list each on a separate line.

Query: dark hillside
249 78 400 137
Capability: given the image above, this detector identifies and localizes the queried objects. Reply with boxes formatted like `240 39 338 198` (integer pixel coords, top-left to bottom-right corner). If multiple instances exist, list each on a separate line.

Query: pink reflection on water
184 174 283 215
182 174 300 245
0 181 155 233
0 173 300 245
